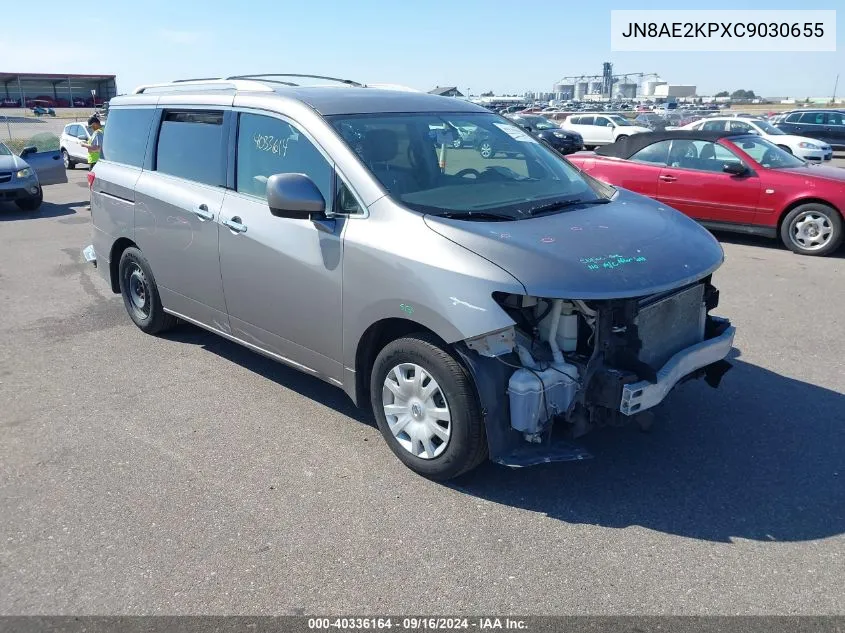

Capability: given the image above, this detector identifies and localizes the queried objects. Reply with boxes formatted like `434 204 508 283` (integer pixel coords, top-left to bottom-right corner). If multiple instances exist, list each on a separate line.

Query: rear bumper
620 321 736 415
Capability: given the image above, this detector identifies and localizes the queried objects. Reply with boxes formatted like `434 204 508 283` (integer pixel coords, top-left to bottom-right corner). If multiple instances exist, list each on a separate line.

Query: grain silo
574 82 588 99
642 79 667 97
554 83 574 99
614 83 638 99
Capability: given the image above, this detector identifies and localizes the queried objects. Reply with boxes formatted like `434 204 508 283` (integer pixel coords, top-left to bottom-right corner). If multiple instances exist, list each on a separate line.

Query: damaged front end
456 277 735 467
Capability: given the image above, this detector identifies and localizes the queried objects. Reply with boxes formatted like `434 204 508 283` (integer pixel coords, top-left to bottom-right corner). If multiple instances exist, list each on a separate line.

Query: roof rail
132 78 275 94
226 73 363 87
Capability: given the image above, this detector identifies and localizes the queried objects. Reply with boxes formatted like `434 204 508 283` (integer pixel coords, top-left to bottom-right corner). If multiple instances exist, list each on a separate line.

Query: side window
594 116 611 127
667 140 739 172
336 179 363 214
236 113 333 207
568 117 580 125
785 113 802 123
799 112 824 124
579 116 595 126
825 112 844 126
701 120 726 131
729 120 753 133
155 110 224 186
101 107 156 167
630 140 671 165
66 125 78 137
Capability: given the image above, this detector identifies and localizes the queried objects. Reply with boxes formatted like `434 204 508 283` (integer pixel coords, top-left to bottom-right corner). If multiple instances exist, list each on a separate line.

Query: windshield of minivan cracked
329 113 611 220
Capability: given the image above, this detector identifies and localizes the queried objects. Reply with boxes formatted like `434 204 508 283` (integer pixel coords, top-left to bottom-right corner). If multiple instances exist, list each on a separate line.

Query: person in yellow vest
80 115 104 169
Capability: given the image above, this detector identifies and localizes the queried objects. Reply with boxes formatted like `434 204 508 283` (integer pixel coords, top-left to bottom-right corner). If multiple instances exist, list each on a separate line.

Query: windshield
730 136 806 168
609 115 633 126
753 120 784 135
329 112 610 219
0 142 11 156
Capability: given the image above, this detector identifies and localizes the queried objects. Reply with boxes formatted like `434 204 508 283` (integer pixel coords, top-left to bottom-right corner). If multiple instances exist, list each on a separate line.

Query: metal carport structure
0 72 117 107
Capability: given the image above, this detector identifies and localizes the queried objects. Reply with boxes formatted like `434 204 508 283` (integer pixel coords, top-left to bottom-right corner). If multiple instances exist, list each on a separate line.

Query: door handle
659 174 677 182
222 216 247 234
194 203 214 221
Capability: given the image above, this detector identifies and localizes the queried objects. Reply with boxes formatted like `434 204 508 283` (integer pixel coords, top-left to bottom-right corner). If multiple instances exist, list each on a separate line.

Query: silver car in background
83 75 735 480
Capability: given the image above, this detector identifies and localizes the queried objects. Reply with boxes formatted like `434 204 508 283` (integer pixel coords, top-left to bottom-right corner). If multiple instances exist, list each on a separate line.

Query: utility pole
832 74 839 104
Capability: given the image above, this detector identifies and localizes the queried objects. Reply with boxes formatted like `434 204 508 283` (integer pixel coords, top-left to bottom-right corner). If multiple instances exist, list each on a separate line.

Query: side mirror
20 146 37 157
524 126 533 133
723 162 748 176
266 173 326 218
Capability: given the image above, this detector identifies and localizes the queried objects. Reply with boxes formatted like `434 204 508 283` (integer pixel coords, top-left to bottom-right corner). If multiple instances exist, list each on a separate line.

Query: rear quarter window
101 108 156 167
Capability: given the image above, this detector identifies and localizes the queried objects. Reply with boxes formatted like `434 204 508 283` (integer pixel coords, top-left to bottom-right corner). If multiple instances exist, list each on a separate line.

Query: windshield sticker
581 254 648 271
492 123 539 144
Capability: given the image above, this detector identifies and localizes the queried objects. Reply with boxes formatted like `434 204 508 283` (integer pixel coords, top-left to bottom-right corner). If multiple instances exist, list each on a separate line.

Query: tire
478 141 494 159
370 333 487 480
778 145 793 155
780 202 843 256
117 247 177 334
15 190 42 211
615 135 628 143
61 149 74 169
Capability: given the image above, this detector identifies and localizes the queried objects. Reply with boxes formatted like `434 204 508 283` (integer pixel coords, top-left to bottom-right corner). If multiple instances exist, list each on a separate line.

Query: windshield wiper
435 211 515 221
527 198 611 216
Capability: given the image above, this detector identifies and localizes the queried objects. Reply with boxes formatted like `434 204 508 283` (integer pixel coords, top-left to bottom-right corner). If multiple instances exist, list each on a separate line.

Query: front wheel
15 190 42 211
370 334 487 480
615 134 628 143
118 247 177 333
62 149 74 169
780 203 843 256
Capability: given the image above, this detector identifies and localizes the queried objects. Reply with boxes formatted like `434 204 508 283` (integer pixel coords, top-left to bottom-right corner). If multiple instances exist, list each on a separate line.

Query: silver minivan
84 75 735 480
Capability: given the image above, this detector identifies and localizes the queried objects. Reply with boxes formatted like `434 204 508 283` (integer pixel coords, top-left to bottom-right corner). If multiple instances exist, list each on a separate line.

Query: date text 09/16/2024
307 617 528 630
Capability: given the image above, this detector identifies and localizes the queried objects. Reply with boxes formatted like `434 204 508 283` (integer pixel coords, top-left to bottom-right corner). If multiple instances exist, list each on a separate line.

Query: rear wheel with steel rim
370 334 487 480
62 149 74 169
780 203 843 256
118 247 177 333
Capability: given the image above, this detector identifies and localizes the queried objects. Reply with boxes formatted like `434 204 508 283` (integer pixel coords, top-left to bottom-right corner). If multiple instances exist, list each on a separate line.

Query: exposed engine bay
458 276 735 466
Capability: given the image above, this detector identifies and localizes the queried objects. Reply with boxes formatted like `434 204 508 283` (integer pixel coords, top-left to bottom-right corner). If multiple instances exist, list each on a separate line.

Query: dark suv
505 114 583 155
775 109 845 150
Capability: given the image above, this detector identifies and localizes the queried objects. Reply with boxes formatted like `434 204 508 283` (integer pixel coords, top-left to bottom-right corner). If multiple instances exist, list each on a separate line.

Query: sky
1 0 842 98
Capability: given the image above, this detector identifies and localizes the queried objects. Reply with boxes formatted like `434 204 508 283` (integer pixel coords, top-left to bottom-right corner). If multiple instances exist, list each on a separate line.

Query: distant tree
481 91 494 97
714 91 730 98
730 89 756 100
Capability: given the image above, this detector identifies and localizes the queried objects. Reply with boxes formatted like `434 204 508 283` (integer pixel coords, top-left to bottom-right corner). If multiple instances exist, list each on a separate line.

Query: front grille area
0 172 12 184
636 284 706 369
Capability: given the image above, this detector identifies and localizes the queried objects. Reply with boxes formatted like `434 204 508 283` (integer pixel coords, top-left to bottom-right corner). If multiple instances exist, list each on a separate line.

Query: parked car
683 117 833 161
0 97 20 107
83 77 735 479
775 109 845 150
505 114 583 155
60 122 93 169
567 130 844 256
0 141 68 211
30 100 56 117
562 113 650 148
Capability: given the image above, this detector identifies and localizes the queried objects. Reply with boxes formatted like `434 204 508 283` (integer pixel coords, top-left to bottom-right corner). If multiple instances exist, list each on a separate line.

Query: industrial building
0 72 117 107
551 64 697 102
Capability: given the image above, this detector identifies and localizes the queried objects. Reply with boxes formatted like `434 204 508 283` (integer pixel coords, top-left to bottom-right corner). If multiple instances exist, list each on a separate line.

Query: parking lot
0 168 843 615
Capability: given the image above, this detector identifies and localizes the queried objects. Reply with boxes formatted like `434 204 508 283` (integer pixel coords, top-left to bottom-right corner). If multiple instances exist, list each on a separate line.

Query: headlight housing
798 142 820 149
552 131 568 139
15 167 33 179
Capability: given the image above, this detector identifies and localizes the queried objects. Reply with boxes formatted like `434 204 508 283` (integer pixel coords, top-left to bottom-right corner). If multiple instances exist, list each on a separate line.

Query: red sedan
567 130 845 256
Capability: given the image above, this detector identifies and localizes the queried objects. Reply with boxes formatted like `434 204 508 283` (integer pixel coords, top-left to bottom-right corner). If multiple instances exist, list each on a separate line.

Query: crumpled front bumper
620 319 735 415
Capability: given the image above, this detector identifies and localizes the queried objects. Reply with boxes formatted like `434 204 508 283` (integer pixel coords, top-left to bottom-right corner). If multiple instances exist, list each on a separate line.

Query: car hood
0 154 27 171
423 189 724 299
779 164 845 183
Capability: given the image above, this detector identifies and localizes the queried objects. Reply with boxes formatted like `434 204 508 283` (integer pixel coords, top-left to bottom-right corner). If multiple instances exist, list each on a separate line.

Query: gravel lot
0 169 843 615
